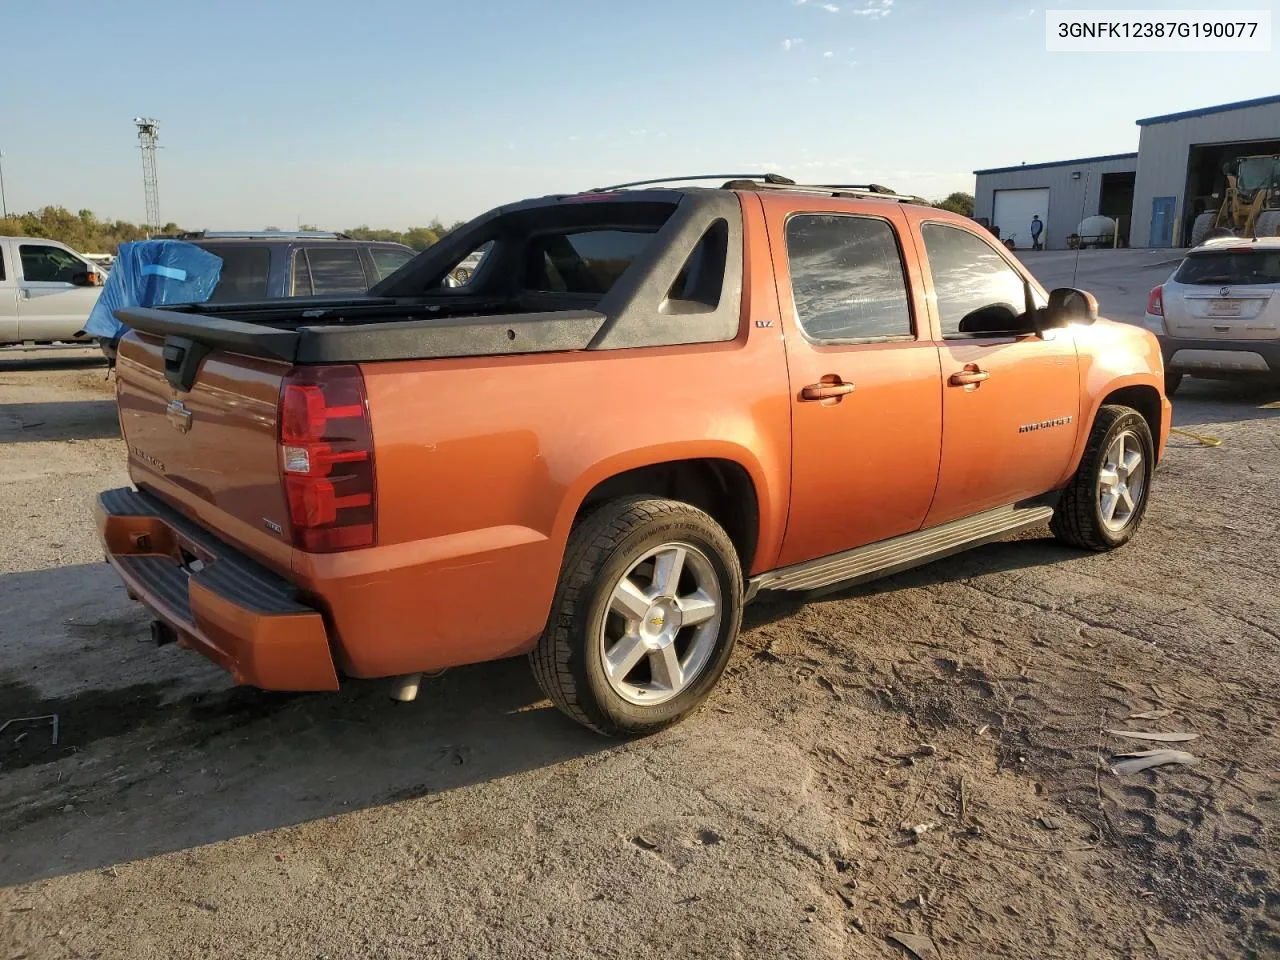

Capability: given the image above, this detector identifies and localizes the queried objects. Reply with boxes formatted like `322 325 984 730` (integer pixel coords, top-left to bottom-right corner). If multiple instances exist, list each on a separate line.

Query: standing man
1030 215 1044 251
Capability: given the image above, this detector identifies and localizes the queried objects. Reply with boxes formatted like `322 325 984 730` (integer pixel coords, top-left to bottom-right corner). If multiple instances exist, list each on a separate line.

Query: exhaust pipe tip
150 620 177 646
389 673 423 702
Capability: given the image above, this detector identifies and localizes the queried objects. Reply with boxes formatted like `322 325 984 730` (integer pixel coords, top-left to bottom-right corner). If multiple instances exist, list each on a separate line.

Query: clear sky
2 0 1276 230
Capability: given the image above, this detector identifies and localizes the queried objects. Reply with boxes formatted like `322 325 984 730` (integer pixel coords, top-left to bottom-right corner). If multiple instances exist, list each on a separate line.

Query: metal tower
134 117 161 234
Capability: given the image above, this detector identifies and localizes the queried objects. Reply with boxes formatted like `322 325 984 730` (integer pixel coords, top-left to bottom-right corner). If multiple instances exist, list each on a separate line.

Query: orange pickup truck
97 175 1170 737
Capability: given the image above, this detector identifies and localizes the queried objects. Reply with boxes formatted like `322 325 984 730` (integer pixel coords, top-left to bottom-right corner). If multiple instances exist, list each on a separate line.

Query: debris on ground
0 714 59 745
1107 729 1198 743
1127 709 1173 720
888 930 942 960
1111 750 1199 776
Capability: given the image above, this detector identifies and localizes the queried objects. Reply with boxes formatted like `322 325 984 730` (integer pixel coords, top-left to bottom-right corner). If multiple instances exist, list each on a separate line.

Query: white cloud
807 76 820 83
821 2 840 10
782 37 804 50
852 0 892 16
1015 7 1035 19
823 50 834 57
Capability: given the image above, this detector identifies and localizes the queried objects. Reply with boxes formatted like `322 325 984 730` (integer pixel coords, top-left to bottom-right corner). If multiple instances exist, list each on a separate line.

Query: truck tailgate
116 332 295 573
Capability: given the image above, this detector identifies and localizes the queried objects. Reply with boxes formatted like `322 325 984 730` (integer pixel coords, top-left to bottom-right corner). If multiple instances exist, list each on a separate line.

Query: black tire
1190 212 1217 248
1051 405 1155 552
530 497 743 737
1164 371 1183 396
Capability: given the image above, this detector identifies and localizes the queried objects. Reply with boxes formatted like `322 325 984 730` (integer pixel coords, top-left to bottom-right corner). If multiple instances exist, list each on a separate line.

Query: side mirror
1041 287 1099 330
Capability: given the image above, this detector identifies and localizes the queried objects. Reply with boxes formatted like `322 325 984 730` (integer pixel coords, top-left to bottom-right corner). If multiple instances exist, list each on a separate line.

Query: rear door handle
948 368 990 386
800 381 854 401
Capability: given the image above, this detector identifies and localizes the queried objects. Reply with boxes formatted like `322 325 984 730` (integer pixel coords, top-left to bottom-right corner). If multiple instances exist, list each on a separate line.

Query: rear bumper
1159 336 1280 375
96 488 339 691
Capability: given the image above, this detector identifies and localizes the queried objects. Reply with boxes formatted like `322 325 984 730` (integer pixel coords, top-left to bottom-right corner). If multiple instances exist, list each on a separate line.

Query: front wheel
1052 406 1155 551
530 497 743 737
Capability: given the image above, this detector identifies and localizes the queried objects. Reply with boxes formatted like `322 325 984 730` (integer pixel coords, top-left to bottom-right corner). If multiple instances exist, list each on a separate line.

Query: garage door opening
1182 137 1280 246
992 188 1049 252
1099 172 1135 248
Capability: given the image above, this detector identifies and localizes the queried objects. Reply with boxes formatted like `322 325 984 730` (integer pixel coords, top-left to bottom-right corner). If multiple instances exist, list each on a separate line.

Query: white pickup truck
0 236 105 346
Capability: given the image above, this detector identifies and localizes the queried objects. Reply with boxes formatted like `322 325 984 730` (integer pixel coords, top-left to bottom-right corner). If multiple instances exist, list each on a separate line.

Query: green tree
0 206 473 255
934 192 975 217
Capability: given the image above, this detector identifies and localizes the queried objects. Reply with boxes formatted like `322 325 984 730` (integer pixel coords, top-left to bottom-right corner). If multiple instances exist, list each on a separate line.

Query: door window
370 246 415 280
199 245 271 302
19 244 84 283
921 223 1033 337
300 247 368 295
784 215 913 341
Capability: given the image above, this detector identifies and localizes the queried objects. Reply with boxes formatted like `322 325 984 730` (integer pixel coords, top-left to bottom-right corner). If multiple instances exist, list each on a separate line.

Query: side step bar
748 501 1056 596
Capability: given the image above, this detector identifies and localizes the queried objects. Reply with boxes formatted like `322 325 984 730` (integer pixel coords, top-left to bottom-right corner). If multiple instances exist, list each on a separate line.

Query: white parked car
0 236 105 346
1144 236 1280 395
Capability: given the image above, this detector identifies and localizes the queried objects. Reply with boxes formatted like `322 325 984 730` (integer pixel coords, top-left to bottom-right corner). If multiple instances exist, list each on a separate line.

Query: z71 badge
1019 416 1073 434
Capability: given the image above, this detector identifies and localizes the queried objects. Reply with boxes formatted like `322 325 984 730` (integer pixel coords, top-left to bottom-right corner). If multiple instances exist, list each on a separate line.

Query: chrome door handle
948 368 990 386
800 381 854 401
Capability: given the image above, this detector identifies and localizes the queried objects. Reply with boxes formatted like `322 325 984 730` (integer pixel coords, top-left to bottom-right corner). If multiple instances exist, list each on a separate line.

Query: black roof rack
584 173 927 205
175 230 354 241
721 178 928 205
588 173 796 192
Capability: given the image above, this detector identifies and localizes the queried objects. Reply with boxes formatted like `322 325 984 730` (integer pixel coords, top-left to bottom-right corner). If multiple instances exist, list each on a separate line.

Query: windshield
1236 157 1280 195
1175 249 1280 286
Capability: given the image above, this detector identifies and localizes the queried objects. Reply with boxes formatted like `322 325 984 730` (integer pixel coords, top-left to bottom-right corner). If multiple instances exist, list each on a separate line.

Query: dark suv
95 231 417 363
180 231 416 301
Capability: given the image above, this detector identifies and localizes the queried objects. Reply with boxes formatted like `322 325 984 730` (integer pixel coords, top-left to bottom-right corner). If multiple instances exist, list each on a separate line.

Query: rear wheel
1254 210 1280 239
1051 406 1154 551
530 497 743 737
1164 371 1183 396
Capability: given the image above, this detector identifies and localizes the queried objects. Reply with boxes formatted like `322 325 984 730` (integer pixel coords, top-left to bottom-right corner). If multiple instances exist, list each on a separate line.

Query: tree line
0 207 465 253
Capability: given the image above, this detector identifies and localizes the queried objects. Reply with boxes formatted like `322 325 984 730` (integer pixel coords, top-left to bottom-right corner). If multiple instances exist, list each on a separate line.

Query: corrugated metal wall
1131 101 1280 248
974 156 1138 251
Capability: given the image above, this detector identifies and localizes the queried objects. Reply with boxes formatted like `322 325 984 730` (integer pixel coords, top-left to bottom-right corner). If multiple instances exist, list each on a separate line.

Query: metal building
1131 94 1280 249
973 94 1280 250
974 153 1137 251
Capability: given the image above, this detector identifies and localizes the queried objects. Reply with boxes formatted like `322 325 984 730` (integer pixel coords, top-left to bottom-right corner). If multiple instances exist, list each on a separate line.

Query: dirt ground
0 346 1277 960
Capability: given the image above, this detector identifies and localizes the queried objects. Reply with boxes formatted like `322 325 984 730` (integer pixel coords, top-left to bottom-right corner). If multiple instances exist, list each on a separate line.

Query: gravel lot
1 320 1277 959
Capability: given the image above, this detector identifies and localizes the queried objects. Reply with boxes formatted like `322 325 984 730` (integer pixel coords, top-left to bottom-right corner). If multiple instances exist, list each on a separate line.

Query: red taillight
279 365 376 553
1146 285 1164 317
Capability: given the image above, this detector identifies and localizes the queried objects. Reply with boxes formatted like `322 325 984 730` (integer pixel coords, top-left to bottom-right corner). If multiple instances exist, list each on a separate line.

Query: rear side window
201 245 271 302
1175 250 1280 286
19 244 84 283
299 247 368 295
526 229 658 294
785 214 912 341
921 223 1029 337
370 246 415 280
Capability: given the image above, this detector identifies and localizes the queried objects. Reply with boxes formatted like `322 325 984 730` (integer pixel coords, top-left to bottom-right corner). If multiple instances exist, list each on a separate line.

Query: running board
749 502 1055 596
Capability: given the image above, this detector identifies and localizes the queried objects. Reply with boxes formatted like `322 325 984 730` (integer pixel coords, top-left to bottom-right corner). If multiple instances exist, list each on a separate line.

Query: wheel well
575 459 760 571
1100 385 1163 459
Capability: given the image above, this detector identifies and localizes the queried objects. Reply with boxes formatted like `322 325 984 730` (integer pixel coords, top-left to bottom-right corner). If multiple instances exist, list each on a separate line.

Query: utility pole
134 118 161 235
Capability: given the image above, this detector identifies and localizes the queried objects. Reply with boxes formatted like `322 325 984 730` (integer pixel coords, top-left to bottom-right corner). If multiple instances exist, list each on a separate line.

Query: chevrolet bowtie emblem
650 614 665 627
166 398 192 433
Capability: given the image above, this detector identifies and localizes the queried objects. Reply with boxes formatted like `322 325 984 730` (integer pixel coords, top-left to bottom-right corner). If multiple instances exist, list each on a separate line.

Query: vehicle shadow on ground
0 351 105 373
1172 379 1280 427
745 532 1077 630
0 400 120 443
0 565 609 885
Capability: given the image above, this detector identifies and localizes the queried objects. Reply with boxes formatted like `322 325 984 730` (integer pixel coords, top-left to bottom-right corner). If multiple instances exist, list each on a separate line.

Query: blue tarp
83 240 223 339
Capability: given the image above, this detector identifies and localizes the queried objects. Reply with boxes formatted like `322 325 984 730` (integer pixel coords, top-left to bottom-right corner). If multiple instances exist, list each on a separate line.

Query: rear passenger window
921 223 1030 337
370 246 415 280
785 215 912 341
301 248 367 295
199 245 271 302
